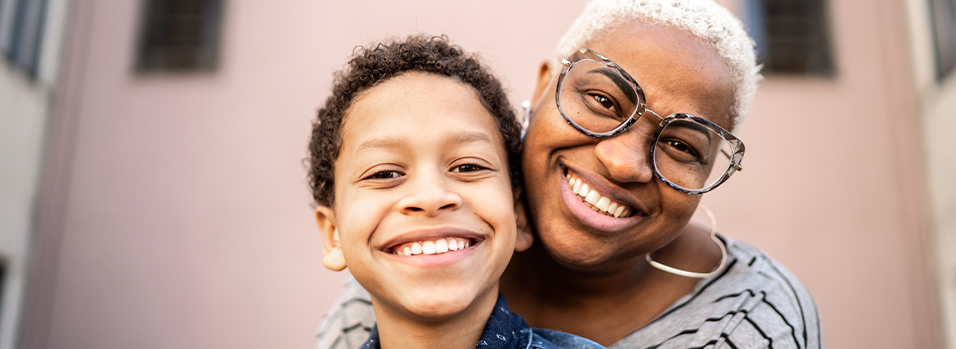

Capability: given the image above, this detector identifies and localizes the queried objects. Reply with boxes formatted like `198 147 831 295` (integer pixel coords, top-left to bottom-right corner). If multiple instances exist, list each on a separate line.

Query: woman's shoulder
720 236 820 328
614 235 824 349
316 277 375 349
719 236 816 295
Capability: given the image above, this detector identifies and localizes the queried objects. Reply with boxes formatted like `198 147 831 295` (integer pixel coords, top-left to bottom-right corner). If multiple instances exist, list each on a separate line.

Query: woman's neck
371 288 498 349
501 240 652 304
499 223 719 346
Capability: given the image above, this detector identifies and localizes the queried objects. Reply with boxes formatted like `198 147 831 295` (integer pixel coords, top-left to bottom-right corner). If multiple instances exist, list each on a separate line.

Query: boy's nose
398 177 462 216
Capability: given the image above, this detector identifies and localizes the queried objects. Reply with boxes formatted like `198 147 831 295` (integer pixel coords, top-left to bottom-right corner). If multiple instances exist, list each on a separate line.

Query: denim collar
359 292 533 349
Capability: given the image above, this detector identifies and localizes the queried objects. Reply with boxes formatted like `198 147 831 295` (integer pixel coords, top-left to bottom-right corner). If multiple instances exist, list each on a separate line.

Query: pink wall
706 1 940 348
29 1 584 348
24 0 940 348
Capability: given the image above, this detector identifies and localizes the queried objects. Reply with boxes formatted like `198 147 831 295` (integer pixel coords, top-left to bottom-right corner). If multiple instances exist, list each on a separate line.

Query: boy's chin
383 284 498 323
405 299 473 320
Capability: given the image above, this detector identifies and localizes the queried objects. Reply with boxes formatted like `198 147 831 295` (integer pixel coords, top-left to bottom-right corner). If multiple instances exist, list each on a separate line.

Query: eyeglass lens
558 59 735 192
653 120 734 191
558 59 640 133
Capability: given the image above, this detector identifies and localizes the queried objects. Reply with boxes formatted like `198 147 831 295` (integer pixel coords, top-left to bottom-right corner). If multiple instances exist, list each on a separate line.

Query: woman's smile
558 163 645 233
567 171 633 219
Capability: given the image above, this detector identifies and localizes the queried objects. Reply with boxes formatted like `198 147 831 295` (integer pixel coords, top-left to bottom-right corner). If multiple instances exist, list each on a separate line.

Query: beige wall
0 59 51 349
0 1 68 348
18 0 946 348
707 0 941 348
906 0 956 347
23 1 582 348
924 75 956 349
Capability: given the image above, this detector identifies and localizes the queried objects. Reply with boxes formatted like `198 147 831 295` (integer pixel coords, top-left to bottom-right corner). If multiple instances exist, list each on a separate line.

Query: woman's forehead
584 23 736 129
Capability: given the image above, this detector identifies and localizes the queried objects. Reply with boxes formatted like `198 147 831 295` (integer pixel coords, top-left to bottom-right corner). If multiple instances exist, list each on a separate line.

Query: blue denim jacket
359 292 605 349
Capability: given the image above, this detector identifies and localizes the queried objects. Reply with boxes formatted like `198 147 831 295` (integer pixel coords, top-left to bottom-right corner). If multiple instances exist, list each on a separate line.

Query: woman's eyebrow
684 122 713 142
588 67 638 104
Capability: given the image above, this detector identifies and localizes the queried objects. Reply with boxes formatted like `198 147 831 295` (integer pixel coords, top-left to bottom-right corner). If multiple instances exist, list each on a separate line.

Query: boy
308 35 605 349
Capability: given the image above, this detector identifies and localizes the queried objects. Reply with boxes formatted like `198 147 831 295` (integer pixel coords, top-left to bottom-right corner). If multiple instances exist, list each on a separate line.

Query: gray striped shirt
315 236 823 349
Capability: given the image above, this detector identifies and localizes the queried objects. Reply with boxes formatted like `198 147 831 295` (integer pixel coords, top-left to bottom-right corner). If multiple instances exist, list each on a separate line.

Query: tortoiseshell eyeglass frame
555 47 745 195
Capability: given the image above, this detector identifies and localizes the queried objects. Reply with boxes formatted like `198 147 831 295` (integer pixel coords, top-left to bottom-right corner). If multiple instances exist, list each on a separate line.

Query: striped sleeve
316 278 376 349
612 236 823 349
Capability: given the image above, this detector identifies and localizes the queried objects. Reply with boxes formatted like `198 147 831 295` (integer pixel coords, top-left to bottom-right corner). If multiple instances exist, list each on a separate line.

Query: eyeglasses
556 48 745 195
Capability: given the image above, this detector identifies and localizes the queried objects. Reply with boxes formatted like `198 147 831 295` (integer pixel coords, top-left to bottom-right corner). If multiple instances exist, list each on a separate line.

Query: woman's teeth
392 237 471 256
566 173 633 218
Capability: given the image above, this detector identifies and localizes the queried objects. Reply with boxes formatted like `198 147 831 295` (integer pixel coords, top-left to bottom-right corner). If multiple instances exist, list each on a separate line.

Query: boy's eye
451 164 486 173
366 170 402 180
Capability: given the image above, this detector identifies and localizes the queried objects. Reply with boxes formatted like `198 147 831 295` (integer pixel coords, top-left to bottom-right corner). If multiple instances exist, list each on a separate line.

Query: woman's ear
315 206 346 271
513 189 534 252
531 61 553 103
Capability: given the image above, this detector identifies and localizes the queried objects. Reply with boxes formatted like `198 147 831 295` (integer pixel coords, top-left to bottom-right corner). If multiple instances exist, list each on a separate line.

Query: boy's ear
315 206 347 271
513 189 533 252
531 61 553 103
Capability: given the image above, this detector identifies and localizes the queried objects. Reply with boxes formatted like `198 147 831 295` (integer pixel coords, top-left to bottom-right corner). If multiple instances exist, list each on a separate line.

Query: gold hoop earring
645 205 728 278
520 100 531 139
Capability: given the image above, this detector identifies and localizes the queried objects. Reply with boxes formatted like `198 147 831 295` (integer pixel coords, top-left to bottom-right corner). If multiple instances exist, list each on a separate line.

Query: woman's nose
594 129 655 184
398 175 463 216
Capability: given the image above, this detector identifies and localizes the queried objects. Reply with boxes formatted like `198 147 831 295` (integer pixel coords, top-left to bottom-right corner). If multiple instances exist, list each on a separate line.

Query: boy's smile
383 230 474 257
316 71 530 321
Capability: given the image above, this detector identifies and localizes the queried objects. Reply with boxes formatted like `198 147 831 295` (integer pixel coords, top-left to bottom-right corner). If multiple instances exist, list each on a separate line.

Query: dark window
136 0 225 73
744 0 834 76
0 0 47 76
0 0 4 41
929 0 956 81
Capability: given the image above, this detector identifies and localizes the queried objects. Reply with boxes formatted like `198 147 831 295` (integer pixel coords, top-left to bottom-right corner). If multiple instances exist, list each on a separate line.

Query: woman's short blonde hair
554 0 760 130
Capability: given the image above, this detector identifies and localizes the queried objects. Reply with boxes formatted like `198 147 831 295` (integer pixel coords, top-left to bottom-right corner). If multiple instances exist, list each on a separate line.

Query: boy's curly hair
309 35 521 207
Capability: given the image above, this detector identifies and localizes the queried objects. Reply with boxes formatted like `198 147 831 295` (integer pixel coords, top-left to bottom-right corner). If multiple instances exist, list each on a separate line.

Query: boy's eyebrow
356 137 409 152
355 131 493 153
446 131 493 145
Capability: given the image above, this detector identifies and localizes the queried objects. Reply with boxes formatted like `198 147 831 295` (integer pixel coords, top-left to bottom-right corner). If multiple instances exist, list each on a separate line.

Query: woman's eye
367 170 401 179
451 164 486 173
590 93 615 110
664 139 698 157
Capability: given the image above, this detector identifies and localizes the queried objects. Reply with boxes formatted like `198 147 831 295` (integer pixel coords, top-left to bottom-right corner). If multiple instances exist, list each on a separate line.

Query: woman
317 1 822 348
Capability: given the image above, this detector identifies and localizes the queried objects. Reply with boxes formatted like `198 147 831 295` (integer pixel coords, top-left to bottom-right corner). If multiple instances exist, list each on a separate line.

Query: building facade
1 0 954 348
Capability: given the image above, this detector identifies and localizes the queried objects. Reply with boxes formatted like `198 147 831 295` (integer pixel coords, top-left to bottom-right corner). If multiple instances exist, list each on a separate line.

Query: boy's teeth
391 238 473 256
422 241 436 254
567 173 633 218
